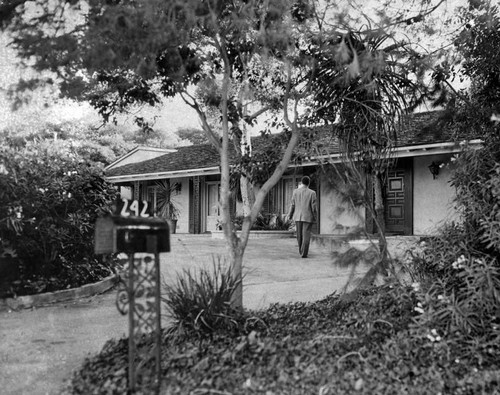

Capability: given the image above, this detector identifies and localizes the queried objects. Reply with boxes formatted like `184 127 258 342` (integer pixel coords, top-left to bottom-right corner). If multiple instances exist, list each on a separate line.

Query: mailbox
94 215 170 254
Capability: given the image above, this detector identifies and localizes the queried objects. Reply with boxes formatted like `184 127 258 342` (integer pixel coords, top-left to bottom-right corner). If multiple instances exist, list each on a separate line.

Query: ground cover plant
66 275 500 394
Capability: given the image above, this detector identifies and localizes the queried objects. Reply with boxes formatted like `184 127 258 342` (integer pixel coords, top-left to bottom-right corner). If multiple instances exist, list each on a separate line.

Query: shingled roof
106 144 222 178
105 111 471 180
398 110 462 145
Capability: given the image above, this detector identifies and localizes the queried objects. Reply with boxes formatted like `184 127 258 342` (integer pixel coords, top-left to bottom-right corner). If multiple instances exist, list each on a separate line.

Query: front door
384 159 413 235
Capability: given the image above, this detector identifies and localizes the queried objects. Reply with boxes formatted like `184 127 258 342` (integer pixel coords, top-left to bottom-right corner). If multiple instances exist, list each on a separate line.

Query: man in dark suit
287 176 317 258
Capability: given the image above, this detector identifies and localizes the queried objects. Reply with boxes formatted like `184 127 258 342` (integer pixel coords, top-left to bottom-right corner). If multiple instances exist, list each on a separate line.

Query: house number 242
119 198 150 217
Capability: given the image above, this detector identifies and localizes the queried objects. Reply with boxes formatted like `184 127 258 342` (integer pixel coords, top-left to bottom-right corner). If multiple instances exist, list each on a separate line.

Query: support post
154 252 162 393
127 253 136 392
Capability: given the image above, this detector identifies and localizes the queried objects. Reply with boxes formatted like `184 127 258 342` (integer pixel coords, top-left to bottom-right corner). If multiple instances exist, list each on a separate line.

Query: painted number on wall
118 198 151 217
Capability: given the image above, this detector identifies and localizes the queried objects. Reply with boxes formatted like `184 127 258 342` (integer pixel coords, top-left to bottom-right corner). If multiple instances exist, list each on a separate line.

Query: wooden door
384 160 413 235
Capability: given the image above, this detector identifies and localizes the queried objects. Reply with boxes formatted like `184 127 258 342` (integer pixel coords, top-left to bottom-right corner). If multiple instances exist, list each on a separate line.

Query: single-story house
104 111 481 236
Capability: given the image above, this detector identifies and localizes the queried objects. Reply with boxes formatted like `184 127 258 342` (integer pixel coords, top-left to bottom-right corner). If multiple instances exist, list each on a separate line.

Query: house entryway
384 158 413 235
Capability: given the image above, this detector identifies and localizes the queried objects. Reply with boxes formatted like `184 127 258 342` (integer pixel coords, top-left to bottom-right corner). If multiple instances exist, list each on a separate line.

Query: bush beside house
0 142 118 298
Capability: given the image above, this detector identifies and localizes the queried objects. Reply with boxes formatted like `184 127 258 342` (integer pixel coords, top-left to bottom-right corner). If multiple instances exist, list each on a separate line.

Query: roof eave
105 146 177 170
303 139 482 165
107 139 483 180
106 166 221 183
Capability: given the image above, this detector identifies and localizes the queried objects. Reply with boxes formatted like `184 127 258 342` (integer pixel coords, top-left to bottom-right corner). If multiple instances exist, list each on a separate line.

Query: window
207 182 220 216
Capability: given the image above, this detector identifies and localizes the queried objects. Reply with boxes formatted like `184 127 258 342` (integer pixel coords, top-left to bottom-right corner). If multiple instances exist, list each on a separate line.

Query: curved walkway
0 235 412 395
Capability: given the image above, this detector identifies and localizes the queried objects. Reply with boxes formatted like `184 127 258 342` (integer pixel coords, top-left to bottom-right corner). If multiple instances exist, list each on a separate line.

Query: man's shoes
301 256 308 258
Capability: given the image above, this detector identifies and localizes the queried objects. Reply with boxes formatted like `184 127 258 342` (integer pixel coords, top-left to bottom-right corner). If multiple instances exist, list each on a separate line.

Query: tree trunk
228 239 244 308
372 171 388 272
239 99 255 217
373 172 385 235
209 56 301 310
240 175 255 217
217 59 245 308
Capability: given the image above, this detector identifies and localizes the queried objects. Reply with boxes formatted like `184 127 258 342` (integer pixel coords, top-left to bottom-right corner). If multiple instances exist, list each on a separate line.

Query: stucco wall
170 177 190 233
413 154 458 235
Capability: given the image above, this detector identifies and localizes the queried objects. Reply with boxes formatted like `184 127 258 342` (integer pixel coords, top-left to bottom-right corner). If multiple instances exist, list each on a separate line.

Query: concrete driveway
0 234 374 395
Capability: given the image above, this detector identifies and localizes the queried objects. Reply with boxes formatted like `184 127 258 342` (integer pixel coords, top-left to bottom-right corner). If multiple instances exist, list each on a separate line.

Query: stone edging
0 274 120 312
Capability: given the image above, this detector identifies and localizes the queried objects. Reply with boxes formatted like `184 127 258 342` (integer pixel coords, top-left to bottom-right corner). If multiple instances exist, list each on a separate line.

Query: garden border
0 274 119 312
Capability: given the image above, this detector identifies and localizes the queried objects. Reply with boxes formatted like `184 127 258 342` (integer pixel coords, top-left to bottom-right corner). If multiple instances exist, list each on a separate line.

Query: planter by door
169 219 177 234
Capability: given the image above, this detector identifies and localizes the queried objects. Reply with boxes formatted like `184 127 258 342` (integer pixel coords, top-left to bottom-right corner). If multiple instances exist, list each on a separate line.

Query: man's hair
301 176 310 186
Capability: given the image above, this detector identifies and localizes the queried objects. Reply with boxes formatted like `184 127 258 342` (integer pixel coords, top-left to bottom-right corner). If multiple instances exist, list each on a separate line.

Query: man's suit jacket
288 186 317 223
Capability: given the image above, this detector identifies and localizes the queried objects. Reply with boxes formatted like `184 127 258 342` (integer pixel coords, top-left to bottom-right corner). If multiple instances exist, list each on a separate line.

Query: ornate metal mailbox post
95 199 170 393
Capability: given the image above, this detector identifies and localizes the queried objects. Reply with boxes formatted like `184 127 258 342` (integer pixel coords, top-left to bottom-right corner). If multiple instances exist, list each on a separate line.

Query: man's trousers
295 221 313 258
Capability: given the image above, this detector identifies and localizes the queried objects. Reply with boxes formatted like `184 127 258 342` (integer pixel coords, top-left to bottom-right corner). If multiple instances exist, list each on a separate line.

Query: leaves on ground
66 283 500 395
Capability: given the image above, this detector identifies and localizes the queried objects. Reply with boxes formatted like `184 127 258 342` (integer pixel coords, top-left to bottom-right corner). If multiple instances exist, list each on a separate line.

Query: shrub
232 213 292 231
410 249 500 365
450 143 500 261
404 223 469 286
0 143 118 296
162 258 246 337
406 142 500 367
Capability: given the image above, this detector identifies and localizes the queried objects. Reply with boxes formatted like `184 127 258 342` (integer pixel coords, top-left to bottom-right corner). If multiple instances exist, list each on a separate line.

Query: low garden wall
0 274 119 312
